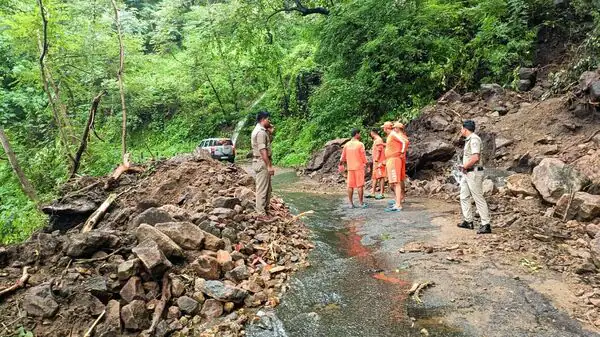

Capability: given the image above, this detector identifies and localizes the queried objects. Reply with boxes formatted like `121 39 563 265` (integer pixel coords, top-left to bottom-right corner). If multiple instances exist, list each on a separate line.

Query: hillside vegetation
0 0 599 243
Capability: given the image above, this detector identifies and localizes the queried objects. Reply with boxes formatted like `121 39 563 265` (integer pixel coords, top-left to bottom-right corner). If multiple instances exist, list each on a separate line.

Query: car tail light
210 147 215 153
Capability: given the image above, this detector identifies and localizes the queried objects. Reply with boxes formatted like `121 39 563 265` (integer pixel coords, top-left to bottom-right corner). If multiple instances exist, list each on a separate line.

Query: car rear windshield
219 139 233 145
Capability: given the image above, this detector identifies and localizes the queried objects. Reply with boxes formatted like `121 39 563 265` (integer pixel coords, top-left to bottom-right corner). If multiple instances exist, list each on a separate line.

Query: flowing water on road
247 172 464 337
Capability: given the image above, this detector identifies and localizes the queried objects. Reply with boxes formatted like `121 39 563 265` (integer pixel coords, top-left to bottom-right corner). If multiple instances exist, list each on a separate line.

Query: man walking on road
339 129 368 208
458 120 492 234
251 111 274 217
368 128 386 199
383 121 408 212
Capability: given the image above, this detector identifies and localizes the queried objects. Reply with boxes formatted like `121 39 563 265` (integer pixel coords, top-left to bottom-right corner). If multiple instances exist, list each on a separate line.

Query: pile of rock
0 153 312 337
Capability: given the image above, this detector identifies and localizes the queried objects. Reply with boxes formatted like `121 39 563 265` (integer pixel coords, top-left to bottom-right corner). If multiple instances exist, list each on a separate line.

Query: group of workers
250 110 492 234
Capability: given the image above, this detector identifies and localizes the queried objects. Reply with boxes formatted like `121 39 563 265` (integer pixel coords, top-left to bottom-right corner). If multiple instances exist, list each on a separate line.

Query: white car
199 138 236 163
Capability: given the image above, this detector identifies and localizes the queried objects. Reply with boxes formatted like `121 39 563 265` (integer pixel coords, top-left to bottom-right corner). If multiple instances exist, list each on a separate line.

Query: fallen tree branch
0 267 30 297
82 193 117 233
83 310 105 337
408 281 434 304
562 190 576 222
74 248 125 264
110 0 128 161
70 90 107 179
142 273 171 336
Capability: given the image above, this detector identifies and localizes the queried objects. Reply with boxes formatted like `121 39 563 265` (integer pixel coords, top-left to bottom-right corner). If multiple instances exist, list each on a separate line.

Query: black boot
477 224 492 234
457 221 473 229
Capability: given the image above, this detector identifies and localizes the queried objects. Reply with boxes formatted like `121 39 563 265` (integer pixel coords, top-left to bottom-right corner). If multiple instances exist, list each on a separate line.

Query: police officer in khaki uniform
251 111 274 216
457 120 492 234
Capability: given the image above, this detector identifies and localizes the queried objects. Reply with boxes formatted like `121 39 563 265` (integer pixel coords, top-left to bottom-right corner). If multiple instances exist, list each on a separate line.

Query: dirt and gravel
0 151 312 337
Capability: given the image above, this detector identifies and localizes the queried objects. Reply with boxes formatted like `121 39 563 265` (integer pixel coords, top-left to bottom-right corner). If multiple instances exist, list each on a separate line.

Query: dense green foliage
0 0 599 243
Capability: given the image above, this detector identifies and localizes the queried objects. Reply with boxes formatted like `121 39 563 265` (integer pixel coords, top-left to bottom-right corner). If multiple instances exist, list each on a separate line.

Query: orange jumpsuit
385 131 408 184
340 139 368 188
372 136 386 179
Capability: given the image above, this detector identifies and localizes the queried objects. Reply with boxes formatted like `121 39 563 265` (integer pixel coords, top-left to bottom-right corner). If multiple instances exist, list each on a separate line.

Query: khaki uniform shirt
463 133 483 167
251 124 271 158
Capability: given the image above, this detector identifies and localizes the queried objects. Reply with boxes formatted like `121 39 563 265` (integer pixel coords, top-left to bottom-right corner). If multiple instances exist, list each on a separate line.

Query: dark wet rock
42 199 98 231
407 140 455 173
65 231 120 258
518 80 533 92
23 283 59 318
212 197 241 209
306 138 349 172
532 158 588 204
84 276 110 301
136 224 184 258
120 276 145 303
155 320 172 337
97 300 121 336
197 279 248 303
480 83 504 100
198 220 222 238
121 300 149 331
177 296 199 314
155 222 205 250
201 299 223 318
225 265 250 283
556 192 600 221
131 208 175 228
221 227 238 243
191 255 221 280
117 259 139 281
132 239 173 277
518 68 537 82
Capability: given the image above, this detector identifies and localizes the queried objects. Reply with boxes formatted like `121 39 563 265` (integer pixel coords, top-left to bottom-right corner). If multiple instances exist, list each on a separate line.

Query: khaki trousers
460 171 491 225
253 159 272 215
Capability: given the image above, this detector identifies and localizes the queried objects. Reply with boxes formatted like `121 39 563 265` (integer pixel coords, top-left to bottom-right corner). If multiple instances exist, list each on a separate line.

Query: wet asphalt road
246 172 598 337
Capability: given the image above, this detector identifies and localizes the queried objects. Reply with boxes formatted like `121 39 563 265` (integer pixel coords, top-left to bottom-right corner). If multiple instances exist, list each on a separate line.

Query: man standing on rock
395 122 409 202
368 128 386 199
339 128 368 208
458 120 492 234
251 111 274 217
383 121 408 212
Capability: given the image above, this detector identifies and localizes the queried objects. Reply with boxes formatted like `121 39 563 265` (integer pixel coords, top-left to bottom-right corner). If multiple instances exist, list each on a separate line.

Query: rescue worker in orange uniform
382 121 408 212
338 128 368 209
395 122 409 202
367 128 386 199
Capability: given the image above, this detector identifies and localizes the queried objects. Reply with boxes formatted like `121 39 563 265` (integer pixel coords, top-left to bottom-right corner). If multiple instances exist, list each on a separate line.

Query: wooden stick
411 281 434 304
82 193 117 233
143 273 171 336
70 90 107 179
562 190 576 222
83 310 105 337
0 267 30 297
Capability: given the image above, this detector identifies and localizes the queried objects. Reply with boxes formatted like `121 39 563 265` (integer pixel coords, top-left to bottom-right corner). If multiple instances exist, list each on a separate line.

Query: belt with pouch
465 167 484 172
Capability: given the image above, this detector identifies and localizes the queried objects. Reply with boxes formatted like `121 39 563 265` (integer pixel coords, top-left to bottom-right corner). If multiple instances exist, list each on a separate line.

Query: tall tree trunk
0 128 39 203
111 0 127 162
70 91 106 179
36 0 75 163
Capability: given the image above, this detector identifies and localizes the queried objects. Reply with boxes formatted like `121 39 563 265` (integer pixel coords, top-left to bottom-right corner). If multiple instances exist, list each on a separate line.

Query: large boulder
196 279 248 303
135 224 184 258
506 174 538 197
65 231 120 258
132 239 173 277
407 140 455 173
555 192 600 221
23 283 59 318
306 138 349 171
531 158 588 204
155 222 205 250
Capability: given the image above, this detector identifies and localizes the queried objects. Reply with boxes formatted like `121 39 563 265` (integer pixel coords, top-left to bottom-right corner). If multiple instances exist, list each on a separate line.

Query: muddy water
247 172 464 337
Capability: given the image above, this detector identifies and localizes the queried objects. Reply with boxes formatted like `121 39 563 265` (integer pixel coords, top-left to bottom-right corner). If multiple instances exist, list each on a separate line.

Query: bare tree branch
268 0 330 21
70 90 107 179
0 129 39 203
111 0 128 163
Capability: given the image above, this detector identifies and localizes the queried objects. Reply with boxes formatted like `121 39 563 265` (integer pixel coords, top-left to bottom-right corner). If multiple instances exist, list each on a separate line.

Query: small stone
131 207 175 228
168 305 182 319
191 255 221 280
171 277 186 297
136 224 184 258
155 222 206 250
204 232 225 251
121 300 149 331
212 197 241 209
192 291 206 304
177 296 199 315
103 300 121 334
224 302 235 313
143 281 160 300
23 284 59 318
201 299 223 319
225 265 250 283
132 239 173 277
217 250 234 272
120 276 145 303
117 259 139 281
197 280 248 303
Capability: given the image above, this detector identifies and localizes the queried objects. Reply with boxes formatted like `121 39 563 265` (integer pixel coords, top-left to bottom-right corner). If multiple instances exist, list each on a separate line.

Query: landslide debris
0 151 312 337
